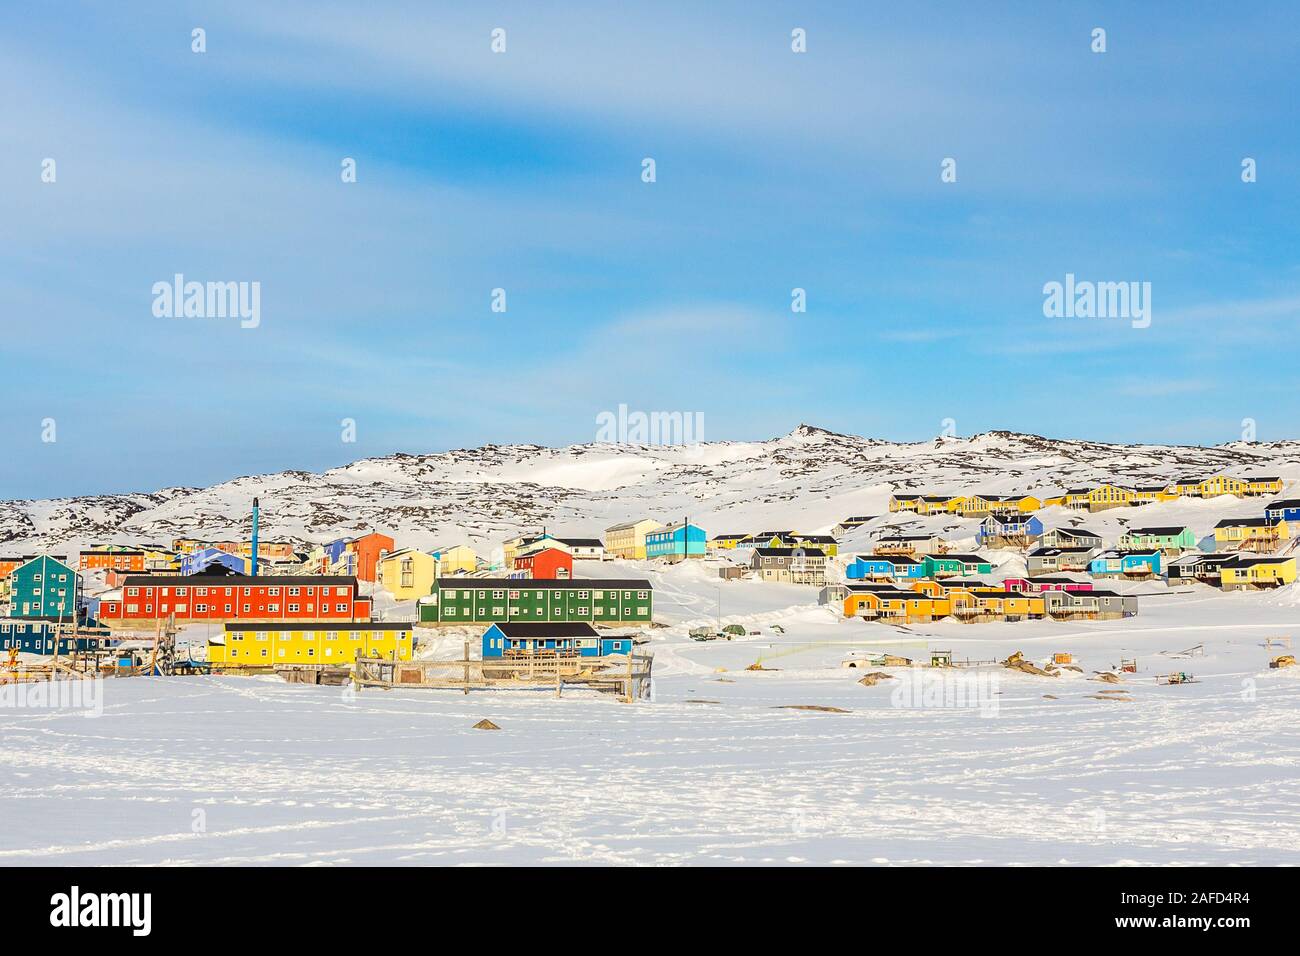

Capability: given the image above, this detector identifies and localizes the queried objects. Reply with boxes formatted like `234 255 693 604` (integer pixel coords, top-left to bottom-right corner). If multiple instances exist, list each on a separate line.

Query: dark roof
754 547 826 558
119 574 360 587
1053 528 1100 538
555 538 604 547
1125 526 1189 535
435 577 650 589
489 622 601 638
936 553 990 563
1029 547 1094 556
1267 499 1300 509
1214 517 1274 528
1228 555 1296 567
841 516 874 523
795 535 837 543
226 622 411 632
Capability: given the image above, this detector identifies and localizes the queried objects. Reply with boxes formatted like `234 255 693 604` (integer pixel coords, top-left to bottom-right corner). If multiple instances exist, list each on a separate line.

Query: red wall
514 547 573 580
100 579 371 623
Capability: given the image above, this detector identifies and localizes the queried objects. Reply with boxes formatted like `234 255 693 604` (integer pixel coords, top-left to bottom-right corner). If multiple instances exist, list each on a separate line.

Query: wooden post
463 640 469 695
625 651 634 703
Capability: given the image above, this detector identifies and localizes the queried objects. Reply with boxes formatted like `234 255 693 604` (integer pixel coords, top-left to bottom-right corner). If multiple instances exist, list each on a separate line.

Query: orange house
347 532 395 583
513 547 573 580
844 589 943 623
79 550 146 572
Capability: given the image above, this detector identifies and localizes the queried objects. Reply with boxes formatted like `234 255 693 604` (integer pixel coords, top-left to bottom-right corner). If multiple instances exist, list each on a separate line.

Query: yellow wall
211 626 413 667
607 519 662 559
434 544 478 575
379 550 438 601
1222 561 1296 587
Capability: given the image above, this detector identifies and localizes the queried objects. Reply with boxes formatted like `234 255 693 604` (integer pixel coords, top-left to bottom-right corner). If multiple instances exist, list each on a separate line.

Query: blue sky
3 2 1299 498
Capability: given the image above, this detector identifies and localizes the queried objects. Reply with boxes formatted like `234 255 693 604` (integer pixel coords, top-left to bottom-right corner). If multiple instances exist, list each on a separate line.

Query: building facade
99 575 372 624
210 622 412 667
420 578 652 625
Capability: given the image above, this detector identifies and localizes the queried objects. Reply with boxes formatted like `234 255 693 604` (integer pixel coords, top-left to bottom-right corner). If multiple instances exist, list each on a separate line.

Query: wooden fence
352 652 654 702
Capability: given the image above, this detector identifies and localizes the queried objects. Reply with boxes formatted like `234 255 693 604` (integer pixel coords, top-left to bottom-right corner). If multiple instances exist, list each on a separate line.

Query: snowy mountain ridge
5 426 1300 555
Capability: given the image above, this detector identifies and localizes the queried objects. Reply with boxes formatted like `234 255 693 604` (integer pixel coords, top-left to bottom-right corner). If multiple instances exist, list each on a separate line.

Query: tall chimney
251 497 260 576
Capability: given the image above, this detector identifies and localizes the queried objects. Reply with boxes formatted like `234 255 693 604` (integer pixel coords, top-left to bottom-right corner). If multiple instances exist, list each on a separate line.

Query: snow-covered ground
4 564 1299 866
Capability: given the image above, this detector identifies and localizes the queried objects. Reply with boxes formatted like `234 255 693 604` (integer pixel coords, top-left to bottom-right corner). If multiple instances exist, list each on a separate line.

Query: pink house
1003 576 1093 594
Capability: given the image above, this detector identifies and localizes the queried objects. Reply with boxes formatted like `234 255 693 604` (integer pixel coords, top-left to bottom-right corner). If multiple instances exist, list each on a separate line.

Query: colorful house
832 516 874 536
1213 518 1290 551
1117 526 1196 554
512 547 573 580
1088 549 1162 578
843 588 942 623
750 547 827 585
378 548 438 601
920 553 994 578
1264 499 1300 523
707 533 751 551
975 513 1044 548
481 622 633 658
0 619 105 655
605 519 664 559
1166 552 1236 584
645 522 707 561
210 622 412 668
1002 576 1093 594
1220 555 1297 590
873 534 946 556
78 548 146 572
1042 589 1137 620
431 543 480 576
340 531 395 582
1027 546 1097 575
791 534 839 557
1242 476 1284 497
1040 527 1103 550
179 547 247 576
845 555 924 581
8 556 81 620
420 578 652 625
99 575 372 625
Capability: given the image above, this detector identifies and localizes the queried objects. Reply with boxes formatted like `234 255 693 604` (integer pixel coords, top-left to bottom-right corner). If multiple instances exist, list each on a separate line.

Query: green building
920 553 994 578
419 578 652 625
8 556 81 619
1117 526 1197 554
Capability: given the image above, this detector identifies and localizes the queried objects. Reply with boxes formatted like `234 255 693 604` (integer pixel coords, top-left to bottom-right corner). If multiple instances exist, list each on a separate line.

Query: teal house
8 556 81 620
645 522 707 561
920 553 994 578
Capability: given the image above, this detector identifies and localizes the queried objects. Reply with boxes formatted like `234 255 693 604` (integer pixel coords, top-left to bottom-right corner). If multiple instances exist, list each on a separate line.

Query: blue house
0 619 105 655
975 513 1044 547
846 555 925 580
645 522 707 561
179 547 246 576
1265 499 1300 523
481 622 633 658
8 556 81 620
1088 549 1162 578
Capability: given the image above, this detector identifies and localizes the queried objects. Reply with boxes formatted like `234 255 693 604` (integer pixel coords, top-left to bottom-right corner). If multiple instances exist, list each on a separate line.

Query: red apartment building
512 547 574 580
98 575 372 625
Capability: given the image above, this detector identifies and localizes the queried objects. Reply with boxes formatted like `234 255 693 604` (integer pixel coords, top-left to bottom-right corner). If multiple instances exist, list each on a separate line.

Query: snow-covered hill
4 425 1300 556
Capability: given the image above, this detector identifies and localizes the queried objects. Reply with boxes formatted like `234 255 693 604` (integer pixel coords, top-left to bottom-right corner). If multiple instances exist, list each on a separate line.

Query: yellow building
378 548 438 601
210 622 414 668
1198 475 1247 498
1243 476 1284 497
889 494 923 513
707 533 750 551
605 519 664 559
1221 556 1296 590
1214 518 1289 550
1085 484 1134 510
432 543 479 576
